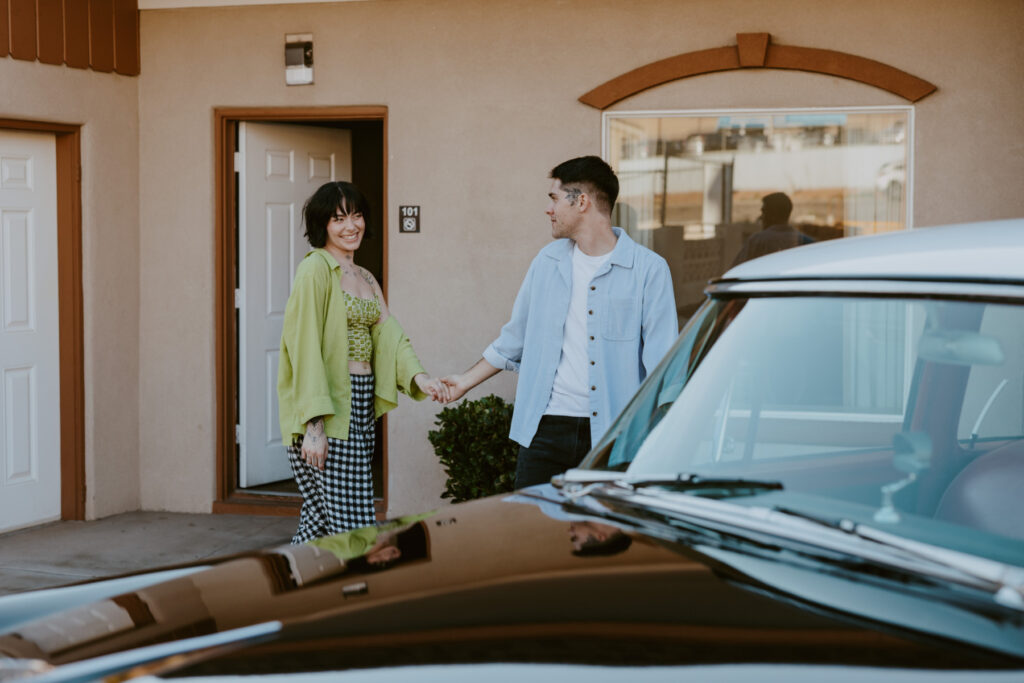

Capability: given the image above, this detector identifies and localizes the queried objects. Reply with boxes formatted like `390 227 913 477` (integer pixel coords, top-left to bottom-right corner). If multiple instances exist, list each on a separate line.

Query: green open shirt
277 249 428 445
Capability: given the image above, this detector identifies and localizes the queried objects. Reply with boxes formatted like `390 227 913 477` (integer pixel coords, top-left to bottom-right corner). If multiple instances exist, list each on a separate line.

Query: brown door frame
213 106 389 516
0 118 85 522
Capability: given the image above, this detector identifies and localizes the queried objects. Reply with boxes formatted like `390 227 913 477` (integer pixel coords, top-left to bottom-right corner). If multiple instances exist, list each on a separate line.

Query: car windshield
582 293 1024 567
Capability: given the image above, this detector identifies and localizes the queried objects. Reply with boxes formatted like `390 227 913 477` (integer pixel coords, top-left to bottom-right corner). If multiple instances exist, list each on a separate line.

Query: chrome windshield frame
707 278 1024 302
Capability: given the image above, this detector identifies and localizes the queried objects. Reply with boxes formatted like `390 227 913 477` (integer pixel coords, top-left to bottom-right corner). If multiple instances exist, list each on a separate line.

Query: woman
277 181 447 543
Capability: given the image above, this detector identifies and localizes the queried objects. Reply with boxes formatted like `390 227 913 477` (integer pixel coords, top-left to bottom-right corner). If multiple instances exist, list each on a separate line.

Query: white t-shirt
545 244 612 417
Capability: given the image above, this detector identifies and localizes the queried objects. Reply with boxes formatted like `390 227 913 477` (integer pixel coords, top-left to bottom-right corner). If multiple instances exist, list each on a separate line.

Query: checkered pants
288 373 376 544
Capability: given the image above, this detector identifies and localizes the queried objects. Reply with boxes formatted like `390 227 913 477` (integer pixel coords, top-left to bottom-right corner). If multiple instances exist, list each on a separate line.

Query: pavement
0 511 298 596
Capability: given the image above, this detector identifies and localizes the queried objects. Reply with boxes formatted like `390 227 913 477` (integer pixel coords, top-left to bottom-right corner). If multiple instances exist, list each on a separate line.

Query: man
442 156 677 488
730 192 814 267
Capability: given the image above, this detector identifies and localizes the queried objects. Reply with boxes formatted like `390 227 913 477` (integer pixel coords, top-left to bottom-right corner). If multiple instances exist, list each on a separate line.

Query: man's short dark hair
761 192 793 226
302 181 373 248
550 155 619 216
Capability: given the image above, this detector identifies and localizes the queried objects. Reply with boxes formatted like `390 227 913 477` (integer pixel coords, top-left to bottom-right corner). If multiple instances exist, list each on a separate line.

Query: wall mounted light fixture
285 33 314 86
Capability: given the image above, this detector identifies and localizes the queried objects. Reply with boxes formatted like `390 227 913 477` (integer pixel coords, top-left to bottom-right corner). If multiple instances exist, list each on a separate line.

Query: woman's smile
327 210 366 254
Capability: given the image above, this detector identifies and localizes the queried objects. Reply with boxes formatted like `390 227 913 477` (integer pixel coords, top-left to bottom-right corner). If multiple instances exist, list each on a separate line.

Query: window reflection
606 109 911 324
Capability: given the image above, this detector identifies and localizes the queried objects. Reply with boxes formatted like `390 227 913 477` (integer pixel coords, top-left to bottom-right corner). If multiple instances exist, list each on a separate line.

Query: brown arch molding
579 33 937 109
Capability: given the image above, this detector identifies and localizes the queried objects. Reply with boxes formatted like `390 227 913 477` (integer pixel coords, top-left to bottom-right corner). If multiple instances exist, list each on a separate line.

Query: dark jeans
515 415 591 488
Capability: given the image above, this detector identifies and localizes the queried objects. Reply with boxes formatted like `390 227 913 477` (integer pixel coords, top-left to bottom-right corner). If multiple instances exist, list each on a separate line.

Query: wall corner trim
579 33 937 109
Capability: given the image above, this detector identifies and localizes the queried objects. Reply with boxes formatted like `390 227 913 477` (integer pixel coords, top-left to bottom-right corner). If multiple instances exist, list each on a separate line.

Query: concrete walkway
0 511 297 596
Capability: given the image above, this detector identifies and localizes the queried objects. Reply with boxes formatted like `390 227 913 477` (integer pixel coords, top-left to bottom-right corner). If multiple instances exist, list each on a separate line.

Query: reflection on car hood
0 486 1021 681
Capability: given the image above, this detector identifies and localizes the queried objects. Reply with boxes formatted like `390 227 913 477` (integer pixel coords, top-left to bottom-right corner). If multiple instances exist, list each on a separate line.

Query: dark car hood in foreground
0 486 1021 681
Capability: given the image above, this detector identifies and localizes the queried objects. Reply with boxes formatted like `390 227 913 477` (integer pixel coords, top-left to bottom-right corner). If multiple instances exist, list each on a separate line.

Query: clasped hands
414 373 468 405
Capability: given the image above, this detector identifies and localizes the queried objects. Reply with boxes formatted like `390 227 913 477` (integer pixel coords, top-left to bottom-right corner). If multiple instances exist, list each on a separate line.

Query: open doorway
214 107 387 516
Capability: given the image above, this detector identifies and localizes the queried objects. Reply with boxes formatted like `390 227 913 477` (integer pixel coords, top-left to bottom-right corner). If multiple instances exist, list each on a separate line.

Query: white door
238 122 352 487
0 130 60 533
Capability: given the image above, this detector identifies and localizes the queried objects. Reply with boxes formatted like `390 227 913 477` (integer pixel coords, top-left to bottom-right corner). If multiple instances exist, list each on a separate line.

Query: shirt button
588 310 593 315
590 361 595 365
592 411 598 417
591 386 596 391
589 335 595 341
590 286 596 291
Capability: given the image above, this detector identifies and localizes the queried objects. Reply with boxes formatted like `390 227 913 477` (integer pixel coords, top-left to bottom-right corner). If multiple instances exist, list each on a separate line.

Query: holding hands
414 373 452 404
412 373 470 404
425 360 500 405
439 375 469 403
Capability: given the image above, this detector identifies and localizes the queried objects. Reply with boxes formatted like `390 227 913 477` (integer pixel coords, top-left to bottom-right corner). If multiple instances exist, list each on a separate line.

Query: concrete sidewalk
0 511 297 596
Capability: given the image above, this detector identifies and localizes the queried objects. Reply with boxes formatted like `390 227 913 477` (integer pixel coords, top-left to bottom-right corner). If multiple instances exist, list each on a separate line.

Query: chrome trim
28 621 282 683
585 485 1024 610
707 279 1024 300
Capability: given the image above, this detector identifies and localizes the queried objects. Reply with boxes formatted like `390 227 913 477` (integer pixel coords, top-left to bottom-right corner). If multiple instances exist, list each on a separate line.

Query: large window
604 108 912 323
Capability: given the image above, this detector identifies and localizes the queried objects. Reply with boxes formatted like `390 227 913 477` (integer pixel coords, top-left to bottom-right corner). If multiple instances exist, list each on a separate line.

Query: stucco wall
0 58 141 519
137 0 1024 516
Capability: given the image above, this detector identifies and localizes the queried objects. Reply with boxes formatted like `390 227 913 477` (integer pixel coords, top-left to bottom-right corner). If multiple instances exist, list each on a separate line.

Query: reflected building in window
606 108 911 324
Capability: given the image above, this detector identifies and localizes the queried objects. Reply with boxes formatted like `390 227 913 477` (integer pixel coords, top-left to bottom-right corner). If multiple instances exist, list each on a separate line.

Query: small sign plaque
399 206 421 233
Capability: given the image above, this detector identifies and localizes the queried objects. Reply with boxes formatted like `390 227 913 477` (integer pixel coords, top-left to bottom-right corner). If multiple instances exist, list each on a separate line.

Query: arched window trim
579 33 937 110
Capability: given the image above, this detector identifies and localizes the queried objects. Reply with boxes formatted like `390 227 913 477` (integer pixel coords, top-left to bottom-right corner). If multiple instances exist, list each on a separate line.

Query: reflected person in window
731 192 814 267
277 181 448 543
440 156 678 488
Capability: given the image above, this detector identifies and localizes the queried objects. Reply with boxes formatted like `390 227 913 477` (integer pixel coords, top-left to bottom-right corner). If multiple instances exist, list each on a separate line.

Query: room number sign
399 206 420 233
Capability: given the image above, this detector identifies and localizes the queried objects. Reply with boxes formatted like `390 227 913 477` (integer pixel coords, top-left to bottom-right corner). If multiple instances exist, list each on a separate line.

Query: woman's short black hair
302 181 373 248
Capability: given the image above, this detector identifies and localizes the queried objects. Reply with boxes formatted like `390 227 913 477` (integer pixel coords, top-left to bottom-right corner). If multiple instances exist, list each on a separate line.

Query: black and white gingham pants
288 373 376 544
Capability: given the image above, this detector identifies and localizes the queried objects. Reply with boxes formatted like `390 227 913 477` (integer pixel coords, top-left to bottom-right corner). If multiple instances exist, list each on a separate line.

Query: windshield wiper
556 479 1024 612
769 505 1024 610
553 469 782 494
554 473 783 508
631 475 783 494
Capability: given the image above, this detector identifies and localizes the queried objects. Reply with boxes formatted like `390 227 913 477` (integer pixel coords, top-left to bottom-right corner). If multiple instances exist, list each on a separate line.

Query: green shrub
428 394 518 503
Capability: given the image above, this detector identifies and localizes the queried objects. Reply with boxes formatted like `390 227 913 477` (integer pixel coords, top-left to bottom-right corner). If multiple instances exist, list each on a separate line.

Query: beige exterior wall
0 58 141 519
137 0 1024 515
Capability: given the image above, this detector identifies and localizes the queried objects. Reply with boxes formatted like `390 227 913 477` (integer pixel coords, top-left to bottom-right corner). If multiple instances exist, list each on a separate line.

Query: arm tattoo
306 417 325 445
565 187 582 205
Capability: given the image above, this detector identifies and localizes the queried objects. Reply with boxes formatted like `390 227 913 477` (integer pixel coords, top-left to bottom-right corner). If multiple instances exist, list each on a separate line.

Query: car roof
721 219 1024 284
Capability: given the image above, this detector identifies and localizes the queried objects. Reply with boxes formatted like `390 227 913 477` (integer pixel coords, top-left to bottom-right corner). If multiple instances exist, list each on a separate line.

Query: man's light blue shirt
484 228 678 448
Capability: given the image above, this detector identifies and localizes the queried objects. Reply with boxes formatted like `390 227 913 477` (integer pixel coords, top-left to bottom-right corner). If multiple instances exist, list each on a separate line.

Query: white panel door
238 122 352 487
0 130 59 533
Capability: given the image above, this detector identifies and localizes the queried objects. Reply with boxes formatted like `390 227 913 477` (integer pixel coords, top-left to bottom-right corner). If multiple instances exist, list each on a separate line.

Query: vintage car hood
0 487 1020 680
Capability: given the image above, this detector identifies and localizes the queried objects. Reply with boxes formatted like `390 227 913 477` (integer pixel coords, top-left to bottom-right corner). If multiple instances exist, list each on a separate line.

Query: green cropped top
344 290 380 363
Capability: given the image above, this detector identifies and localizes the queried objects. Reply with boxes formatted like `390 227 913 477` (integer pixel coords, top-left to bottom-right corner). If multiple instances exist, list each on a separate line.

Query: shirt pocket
603 298 640 341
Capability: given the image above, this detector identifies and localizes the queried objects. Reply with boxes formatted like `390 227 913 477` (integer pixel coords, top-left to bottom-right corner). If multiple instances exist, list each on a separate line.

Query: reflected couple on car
276 512 434 589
